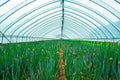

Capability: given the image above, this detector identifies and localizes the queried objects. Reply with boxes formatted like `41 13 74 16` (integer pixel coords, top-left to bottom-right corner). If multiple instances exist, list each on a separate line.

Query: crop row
0 40 60 80
63 40 120 80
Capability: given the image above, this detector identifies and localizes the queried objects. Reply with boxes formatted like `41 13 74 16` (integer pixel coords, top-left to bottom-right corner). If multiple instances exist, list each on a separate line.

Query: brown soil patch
56 48 66 80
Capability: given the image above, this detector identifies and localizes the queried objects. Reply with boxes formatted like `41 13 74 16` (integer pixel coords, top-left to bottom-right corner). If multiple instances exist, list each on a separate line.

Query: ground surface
56 48 66 80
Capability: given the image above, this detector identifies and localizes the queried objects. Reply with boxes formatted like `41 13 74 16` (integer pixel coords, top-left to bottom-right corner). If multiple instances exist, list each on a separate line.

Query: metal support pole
61 0 64 39
0 31 11 43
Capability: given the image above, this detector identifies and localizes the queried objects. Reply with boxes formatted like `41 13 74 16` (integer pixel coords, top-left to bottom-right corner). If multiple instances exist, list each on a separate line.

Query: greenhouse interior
0 0 120 80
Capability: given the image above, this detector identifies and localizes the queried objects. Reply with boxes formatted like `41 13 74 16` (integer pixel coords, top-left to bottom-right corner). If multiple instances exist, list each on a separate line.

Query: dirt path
56 48 66 80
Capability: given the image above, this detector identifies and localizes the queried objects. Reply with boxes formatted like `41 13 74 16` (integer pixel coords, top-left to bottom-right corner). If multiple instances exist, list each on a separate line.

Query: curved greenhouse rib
28 17 89 39
15 16 61 41
0 0 36 24
11 15 61 41
31 27 84 37
2 1 60 34
24 16 96 39
0 0 10 7
29 17 95 39
115 0 120 4
65 17 97 38
41 18 96 39
16 5 108 39
101 0 120 15
41 26 86 39
32 20 94 39
66 0 116 38
65 5 120 36
19 12 103 40
65 15 100 38
10 10 61 36
16 14 62 39
90 0 120 32
17 14 97 39
3 6 61 34
65 10 108 38
65 7 104 38
91 0 120 19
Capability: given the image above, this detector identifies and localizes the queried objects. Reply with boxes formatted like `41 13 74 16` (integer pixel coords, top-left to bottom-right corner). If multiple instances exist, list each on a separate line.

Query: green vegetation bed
62 40 120 80
0 40 60 80
0 40 120 80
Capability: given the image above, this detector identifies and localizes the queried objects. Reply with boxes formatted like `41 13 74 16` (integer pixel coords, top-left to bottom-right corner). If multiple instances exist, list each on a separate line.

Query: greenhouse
0 0 120 80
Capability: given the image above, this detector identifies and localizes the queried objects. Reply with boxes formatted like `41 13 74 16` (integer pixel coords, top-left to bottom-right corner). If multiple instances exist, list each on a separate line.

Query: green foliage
0 40 120 80
62 40 120 80
0 40 59 80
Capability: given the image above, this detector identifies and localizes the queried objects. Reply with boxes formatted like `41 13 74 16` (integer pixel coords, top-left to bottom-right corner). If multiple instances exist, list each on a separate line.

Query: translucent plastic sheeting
0 0 120 43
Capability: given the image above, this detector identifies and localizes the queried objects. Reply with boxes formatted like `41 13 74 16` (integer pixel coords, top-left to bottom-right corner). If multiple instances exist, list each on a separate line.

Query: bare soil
56 48 66 80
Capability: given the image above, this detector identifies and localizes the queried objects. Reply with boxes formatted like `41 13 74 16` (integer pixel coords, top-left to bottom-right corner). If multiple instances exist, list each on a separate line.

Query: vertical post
61 0 64 39
60 0 64 48
0 31 11 43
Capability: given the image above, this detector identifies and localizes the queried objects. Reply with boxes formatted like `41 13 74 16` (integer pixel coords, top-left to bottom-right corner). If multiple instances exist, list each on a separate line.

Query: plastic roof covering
0 0 120 43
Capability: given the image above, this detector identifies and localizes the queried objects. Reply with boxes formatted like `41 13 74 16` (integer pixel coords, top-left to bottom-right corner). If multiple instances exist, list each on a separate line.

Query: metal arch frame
0 0 36 23
28 18 84 39
16 5 107 39
0 0 10 7
115 0 120 4
24 27 60 42
17 10 104 41
17 10 95 39
13 13 109 41
25 14 95 38
22 14 96 39
41 27 84 39
27 17 90 39
1 0 112 38
40 19 95 39
13 14 62 41
29 17 94 40
25 16 95 39
90 0 120 32
25 31 72 42
65 15 101 38
66 0 115 38
1 0 109 37
64 7 103 38
4 7 61 35
65 5 120 37
17 14 62 40
65 10 108 38
22 0 114 39
31 19 93 39
10 10 61 37
15 12 61 39
90 0 120 19
64 16 98 38
65 9 114 38
18 14 98 41
10 10 61 38
13 9 98 40
19 17 61 41
30 26 84 40
65 11 111 39
2 0 60 33
22 18 61 41
0 0 119 41
100 0 120 16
